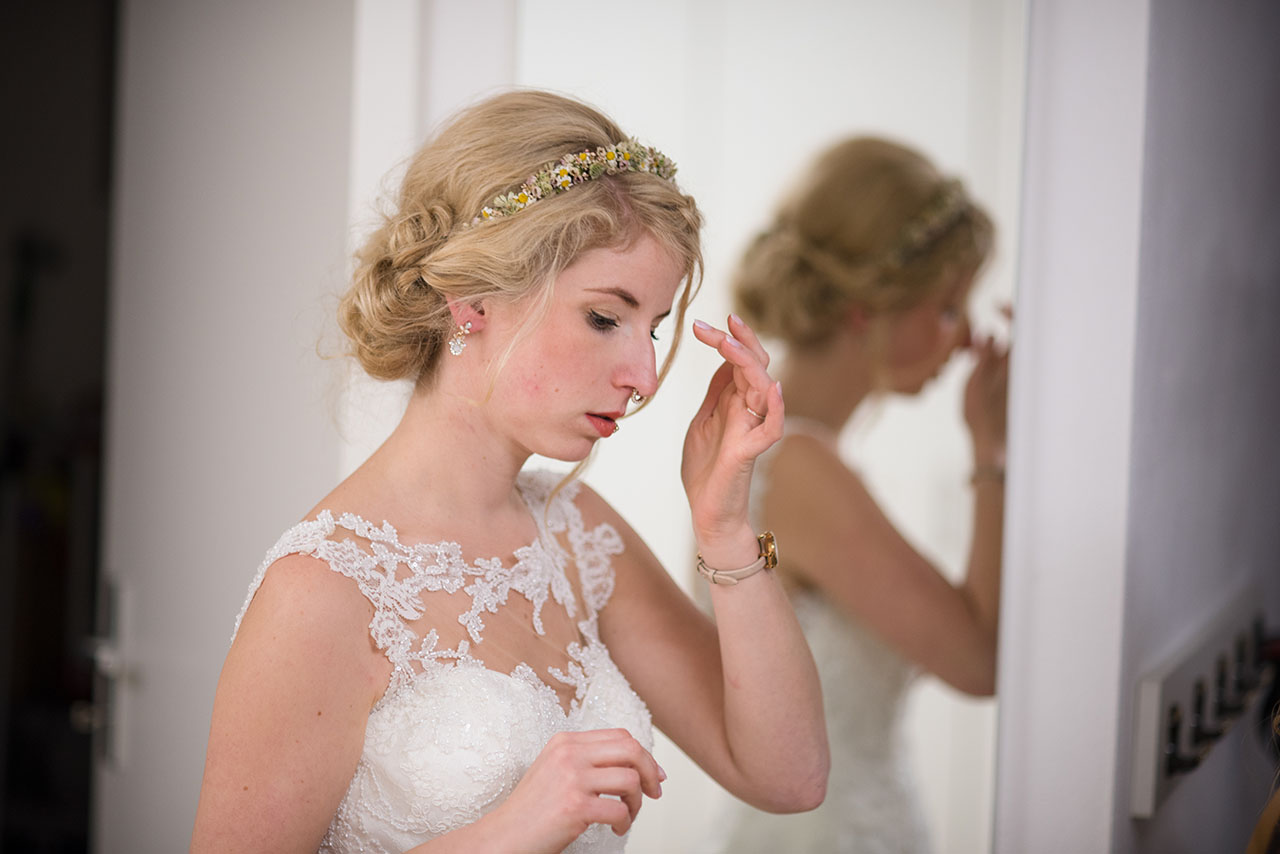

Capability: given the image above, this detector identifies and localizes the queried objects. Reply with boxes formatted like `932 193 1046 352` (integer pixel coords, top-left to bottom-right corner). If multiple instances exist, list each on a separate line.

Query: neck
352 380 534 530
777 333 876 434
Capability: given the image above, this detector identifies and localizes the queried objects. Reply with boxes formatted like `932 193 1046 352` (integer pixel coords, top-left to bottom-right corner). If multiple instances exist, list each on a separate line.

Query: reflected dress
711 420 929 854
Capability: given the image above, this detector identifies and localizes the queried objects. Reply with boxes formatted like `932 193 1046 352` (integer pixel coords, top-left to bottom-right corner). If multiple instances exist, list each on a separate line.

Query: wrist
972 442 1006 469
695 524 763 574
970 462 1006 487
697 530 778 587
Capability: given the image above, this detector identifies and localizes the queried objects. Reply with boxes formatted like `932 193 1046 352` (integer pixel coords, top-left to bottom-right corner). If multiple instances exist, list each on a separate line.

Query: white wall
97 1 355 850
993 1 1150 849
995 1 1280 851
1114 0 1280 850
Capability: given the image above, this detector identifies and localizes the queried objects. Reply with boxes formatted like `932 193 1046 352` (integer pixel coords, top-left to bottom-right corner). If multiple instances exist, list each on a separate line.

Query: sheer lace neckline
234 471 626 718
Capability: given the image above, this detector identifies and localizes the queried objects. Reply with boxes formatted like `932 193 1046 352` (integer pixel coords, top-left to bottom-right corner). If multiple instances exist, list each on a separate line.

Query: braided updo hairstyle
732 137 993 350
340 90 704 386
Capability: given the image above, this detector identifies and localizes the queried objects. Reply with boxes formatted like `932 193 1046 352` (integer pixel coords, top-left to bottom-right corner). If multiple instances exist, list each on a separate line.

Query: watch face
760 531 778 570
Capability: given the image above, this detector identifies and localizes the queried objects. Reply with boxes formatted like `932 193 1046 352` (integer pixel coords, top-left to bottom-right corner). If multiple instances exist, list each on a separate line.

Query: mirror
504 2 1026 852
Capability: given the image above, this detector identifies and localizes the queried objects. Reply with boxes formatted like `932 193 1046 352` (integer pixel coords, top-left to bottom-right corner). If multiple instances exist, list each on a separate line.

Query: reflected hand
964 305 1011 460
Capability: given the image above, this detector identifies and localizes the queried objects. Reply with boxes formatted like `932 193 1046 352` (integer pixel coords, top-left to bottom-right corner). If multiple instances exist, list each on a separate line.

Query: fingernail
658 764 668 781
730 313 744 326
693 319 711 332
726 336 743 348
775 380 783 397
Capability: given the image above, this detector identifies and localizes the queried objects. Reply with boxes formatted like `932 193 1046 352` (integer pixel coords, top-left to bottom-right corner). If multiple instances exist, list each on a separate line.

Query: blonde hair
340 89 703 387
732 136 993 349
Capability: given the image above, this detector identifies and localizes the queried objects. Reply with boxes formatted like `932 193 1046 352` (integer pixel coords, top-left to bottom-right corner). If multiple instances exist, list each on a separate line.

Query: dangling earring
448 321 472 356
631 389 645 404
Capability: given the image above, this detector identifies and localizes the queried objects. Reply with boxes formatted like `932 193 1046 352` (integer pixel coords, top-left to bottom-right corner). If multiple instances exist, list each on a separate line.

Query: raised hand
963 306 1011 461
487 728 664 852
682 315 784 543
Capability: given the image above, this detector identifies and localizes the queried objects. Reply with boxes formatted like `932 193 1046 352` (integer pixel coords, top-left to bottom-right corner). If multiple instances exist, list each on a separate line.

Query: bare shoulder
763 432 900 587
196 553 386 851
566 482 665 579
568 481 628 531
767 433 876 520
232 553 385 693
241 554 373 636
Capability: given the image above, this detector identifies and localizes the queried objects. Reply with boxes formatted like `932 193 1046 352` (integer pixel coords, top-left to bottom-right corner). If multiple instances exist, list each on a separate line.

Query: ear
844 303 871 334
446 298 487 333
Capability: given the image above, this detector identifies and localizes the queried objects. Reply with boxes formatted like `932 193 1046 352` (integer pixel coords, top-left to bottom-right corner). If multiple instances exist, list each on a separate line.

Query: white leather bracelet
696 532 778 586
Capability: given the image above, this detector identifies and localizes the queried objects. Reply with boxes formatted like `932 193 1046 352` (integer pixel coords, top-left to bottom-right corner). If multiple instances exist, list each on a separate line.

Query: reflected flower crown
885 178 969 268
470 139 678 225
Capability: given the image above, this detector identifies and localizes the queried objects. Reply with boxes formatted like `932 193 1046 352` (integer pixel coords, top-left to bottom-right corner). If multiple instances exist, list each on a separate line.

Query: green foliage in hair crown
470 139 678 225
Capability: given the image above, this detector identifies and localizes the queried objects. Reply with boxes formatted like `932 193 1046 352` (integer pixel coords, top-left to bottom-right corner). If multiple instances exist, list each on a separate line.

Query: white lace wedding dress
232 471 652 853
709 421 929 853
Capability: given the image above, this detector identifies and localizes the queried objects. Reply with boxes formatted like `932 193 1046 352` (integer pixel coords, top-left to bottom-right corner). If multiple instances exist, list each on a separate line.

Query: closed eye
587 310 619 332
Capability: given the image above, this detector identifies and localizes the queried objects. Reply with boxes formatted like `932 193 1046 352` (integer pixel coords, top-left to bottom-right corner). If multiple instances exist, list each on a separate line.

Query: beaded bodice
232 471 652 853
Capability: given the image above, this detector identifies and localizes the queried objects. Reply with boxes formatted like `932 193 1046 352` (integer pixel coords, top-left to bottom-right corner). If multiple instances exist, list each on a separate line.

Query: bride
712 136 1009 853
189 89 828 853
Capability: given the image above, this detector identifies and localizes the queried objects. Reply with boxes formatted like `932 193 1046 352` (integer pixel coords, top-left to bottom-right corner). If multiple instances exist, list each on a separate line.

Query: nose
618 335 660 400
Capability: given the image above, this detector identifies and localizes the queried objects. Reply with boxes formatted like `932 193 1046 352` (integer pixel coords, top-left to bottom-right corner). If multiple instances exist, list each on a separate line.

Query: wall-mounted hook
1214 655 1244 720
1190 679 1223 749
1164 704 1200 777
1235 635 1258 694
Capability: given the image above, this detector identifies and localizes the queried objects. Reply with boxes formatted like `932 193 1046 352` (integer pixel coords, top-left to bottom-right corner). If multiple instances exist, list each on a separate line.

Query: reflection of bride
709 137 1009 853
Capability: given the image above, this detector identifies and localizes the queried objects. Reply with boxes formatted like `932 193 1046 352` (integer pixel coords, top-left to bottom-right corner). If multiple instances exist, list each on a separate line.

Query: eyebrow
585 286 673 320
586 286 640 309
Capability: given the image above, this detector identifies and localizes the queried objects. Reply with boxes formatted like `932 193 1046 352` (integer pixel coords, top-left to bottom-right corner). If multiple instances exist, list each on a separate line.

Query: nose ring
631 389 645 404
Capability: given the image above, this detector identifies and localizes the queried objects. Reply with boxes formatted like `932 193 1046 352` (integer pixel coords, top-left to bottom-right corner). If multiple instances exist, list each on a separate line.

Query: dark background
1 1 119 850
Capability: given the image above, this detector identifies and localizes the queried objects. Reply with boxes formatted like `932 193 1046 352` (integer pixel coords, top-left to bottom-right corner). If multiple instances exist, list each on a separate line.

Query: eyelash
587 310 661 341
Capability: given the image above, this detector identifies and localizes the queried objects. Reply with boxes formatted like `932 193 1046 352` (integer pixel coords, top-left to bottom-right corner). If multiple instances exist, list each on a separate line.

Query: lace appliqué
232 472 621 708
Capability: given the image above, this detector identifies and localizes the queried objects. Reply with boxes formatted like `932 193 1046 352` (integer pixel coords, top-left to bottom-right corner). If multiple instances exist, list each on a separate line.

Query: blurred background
2 1 1278 853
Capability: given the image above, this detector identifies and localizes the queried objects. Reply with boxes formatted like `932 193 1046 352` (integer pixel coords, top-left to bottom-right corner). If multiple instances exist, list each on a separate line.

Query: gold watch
696 532 778 586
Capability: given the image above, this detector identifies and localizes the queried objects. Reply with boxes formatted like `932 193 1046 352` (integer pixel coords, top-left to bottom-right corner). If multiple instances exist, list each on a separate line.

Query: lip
586 411 624 438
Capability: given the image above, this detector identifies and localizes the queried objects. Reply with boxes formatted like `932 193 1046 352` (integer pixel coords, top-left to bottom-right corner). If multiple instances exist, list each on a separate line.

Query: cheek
898 319 943 362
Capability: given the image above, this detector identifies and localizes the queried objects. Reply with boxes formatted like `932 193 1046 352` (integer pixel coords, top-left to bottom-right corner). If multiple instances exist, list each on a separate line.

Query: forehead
555 233 685 306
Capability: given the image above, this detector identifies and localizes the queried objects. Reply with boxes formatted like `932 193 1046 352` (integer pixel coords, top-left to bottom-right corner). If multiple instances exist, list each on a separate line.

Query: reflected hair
732 136 993 349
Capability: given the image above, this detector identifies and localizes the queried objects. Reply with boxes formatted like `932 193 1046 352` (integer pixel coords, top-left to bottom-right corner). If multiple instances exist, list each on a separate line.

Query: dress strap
517 470 624 617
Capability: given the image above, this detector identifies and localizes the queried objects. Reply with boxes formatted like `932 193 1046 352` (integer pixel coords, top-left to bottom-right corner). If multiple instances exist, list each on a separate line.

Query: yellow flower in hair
466 138 678 226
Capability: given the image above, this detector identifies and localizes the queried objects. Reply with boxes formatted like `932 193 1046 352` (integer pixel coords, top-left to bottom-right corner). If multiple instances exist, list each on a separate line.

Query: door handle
74 577 131 766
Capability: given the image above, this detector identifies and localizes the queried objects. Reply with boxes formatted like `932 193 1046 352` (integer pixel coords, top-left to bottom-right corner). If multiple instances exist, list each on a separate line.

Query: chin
531 438 598 465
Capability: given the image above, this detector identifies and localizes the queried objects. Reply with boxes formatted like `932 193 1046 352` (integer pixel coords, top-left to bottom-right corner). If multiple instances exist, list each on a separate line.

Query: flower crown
470 139 678 225
886 179 969 268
